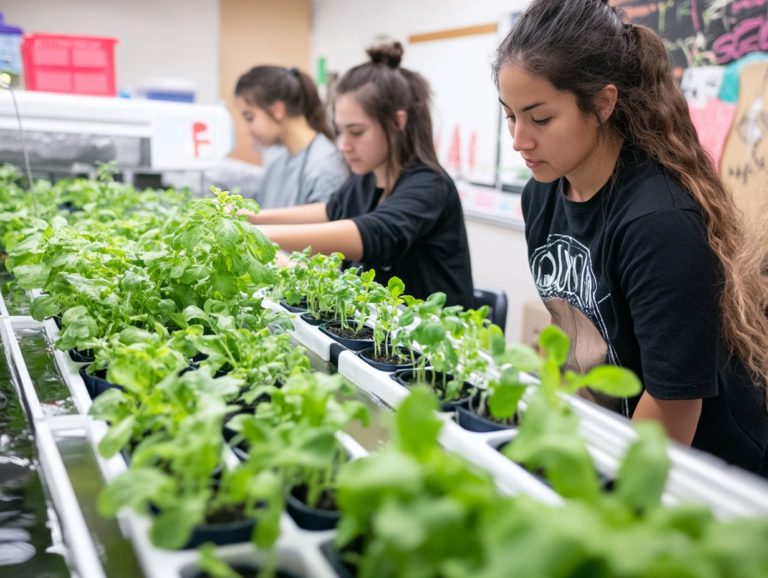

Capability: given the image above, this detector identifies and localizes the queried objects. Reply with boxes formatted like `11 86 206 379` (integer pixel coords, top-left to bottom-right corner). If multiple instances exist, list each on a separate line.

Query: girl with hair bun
496 0 768 475
234 65 349 208
242 42 474 308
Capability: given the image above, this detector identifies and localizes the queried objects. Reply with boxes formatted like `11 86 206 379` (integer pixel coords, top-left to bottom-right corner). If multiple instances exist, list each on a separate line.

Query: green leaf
13 263 51 289
150 495 208 549
538 325 570 367
499 343 541 372
568 365 642 397
98 415 136 458
197 543 242 578
614 421 671 513
413 321 446 346
29 294 59 321
489 332 506 357
395 387 442 459
387 276 405 299
488 371 527 420
97 467 169 516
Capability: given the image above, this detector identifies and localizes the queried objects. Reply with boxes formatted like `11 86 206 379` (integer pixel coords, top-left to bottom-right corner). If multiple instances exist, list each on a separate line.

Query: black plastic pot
285 485 340 531
78 364 122 399
69 348 95 363
456 404 517 433
279 298 308 313
187 566 300 578
357 346 417 372
148 501 253 550
319 321 375 352
320 539 361 578
299 311 337 326
392 369 473 412
182 515 255 550
187 352 209 369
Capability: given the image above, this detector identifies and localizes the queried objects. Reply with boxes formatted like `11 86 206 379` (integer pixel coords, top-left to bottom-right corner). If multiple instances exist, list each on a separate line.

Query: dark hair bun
366 41 404 68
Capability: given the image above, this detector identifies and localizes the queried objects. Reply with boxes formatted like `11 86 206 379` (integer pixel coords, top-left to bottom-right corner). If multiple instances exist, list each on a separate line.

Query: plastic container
0 12 21 86
137 78 197 103
22 33 117 96
0 13 23 87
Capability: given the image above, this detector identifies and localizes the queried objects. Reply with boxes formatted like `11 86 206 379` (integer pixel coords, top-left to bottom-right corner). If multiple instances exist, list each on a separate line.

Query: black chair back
472 287 508 333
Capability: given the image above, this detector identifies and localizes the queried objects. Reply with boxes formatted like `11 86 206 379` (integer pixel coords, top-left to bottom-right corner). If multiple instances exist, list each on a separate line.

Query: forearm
632 391 702 446
245 203 329 225
257 220 364 261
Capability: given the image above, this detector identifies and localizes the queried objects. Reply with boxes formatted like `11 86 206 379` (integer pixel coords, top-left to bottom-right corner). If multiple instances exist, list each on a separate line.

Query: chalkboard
615 0 768 75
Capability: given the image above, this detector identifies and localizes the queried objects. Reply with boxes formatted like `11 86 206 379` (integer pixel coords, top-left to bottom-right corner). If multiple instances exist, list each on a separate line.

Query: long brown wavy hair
494 0 768 389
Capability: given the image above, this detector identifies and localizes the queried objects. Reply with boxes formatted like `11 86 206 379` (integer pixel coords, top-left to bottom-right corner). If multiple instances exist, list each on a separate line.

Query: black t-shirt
522 146 768 476
326 162 474 308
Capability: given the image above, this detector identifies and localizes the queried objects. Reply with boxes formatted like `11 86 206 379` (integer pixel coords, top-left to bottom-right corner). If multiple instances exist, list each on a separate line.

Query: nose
337 133 352 153
511 122 534 153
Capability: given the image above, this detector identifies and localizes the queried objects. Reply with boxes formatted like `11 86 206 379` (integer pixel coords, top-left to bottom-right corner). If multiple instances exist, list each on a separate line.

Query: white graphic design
530 234 619 369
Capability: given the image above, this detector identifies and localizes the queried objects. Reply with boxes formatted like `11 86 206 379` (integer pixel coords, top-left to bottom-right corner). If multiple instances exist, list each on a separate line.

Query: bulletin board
614 0 768 234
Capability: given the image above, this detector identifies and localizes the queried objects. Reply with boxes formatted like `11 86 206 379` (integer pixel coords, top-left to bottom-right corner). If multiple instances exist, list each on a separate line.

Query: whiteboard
496 10 532 189
406 14 531 189
406 32 501 186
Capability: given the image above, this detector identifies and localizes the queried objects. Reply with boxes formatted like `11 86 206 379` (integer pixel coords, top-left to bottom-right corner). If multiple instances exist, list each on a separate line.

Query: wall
2 0 220 104
311 0 527 73
220 0 312 164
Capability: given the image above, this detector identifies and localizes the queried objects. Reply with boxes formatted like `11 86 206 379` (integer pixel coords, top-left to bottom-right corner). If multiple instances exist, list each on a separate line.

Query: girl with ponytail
234 65 348 208
495 0 768 475
242 42 474 308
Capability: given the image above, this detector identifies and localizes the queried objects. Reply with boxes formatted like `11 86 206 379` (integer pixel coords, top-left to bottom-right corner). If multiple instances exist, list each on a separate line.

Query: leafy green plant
369 276 407 361
334 387 500 578
97 397 242 550
191 321 311 407
230 373 368 507
90 366 242 460
501 325 641 499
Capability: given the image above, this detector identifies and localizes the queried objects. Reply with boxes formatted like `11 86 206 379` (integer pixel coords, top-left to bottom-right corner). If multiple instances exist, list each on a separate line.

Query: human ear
594 84 618 124
395 110 408 132
269 101 287 121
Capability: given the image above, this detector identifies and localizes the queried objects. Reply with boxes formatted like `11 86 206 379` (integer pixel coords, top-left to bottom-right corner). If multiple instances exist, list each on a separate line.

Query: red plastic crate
22 33 117 96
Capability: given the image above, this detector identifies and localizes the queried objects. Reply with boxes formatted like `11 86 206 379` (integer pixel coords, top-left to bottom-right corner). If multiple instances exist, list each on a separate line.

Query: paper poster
682 66 724 107
720 61 768 234
688 99 737 168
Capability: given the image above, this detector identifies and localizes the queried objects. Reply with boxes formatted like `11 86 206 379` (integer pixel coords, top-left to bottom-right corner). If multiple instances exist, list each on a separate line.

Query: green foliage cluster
333 332 768 578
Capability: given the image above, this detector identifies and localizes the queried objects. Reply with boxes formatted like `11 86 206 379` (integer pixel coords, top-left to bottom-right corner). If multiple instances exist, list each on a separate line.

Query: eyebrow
335 123 367 130
498 97 545 112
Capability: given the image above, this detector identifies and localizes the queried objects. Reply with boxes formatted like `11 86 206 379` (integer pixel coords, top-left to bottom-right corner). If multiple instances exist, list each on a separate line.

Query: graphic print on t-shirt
530 234 618 373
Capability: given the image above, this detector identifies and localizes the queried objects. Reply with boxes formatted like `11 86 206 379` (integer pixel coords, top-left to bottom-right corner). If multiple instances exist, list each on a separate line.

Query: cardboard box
521 300 550 350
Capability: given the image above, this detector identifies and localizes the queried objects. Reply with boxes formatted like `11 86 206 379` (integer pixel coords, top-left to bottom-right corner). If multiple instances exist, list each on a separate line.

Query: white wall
2 0 220 104
311 0 528 73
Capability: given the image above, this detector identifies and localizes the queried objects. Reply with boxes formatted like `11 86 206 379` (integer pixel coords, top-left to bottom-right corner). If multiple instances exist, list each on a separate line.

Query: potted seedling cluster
1 162 767 578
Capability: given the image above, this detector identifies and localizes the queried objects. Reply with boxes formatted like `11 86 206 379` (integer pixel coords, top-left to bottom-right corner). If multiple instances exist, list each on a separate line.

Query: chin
530 168 560 184
531 175 559 184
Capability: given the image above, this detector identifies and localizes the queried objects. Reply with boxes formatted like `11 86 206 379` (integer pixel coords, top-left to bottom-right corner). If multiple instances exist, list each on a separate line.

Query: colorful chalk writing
614 0 768 73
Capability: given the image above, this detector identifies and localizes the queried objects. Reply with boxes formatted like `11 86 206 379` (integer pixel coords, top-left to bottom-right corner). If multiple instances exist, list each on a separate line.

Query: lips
523 157 542 169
